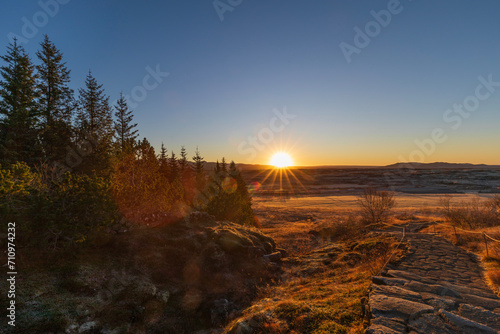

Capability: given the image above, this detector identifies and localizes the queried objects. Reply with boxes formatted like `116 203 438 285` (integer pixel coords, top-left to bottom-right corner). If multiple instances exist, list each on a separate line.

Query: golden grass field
231 193 500 333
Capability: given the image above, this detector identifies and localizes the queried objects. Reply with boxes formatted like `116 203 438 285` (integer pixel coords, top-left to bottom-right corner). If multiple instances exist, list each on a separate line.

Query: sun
270 152 293 168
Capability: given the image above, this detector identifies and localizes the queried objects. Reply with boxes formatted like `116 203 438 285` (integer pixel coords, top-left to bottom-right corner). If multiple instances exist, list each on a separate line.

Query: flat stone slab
438 309 497 334
458 304 500 331
372 276 409 287
372 285 423 303
408 313 456 334
369 295 434 321
462 294 500 311
370 317 407 333
365 226 500 334
419 292 457 311
404 281 461 298
364 324 400 334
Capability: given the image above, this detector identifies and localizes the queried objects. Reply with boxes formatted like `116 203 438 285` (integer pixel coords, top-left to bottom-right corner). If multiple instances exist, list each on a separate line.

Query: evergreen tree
75 70 113 174
229 160 252 203
204 159 255 225
136 137 156 162
113 92 138 154
214 160 221 173
178 146 195 204
221 157 227 172
158 142 170 179
159 142 167 163
36 35 74 162
229 160 238 176
0 39 41 165
168 151 179 181
179 146 188 171
192 147 206 191
231 161 255 225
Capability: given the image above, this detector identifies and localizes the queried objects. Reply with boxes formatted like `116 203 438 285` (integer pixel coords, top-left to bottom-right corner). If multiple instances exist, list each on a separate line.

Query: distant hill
385 162 500 169
201 161 500 171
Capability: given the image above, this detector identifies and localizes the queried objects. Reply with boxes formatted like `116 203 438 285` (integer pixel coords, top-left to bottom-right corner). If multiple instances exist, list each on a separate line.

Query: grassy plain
230 193 500 333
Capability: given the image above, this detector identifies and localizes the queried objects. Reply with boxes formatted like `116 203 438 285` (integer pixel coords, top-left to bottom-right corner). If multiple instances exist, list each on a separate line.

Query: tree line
0 35 255 248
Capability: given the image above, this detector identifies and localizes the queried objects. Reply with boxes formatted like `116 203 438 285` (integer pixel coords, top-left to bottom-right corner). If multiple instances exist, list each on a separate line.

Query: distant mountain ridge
202 161 500 170
385 162 500 169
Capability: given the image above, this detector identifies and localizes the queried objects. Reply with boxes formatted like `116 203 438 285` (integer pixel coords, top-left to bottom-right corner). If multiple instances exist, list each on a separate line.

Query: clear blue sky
2 0 500 165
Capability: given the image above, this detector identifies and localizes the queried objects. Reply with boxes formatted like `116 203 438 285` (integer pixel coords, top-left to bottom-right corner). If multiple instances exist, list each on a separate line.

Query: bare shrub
357 188 396 225
440 195 500 229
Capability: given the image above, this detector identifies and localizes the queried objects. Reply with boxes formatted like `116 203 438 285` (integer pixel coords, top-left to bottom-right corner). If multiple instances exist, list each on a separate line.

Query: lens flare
248 182 261 195
222 177 237 193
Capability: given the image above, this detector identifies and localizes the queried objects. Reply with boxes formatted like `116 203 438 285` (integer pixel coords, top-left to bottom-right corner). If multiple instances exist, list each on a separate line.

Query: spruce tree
214 160 221 173
159 142 167 163
168 151 179 181
178 146 194 204
221 157 227 172
75 70 113 174
192 147 206 191
113 92 138 154
36 35 74 162
0 39 41 164
179 146 188 171
158 142 170 178
229 160 252 203
229 160 255 225
136 137 156 162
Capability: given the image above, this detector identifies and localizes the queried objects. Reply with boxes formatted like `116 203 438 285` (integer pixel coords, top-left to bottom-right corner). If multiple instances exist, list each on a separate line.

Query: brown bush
357 188 396 225
440 195 500 229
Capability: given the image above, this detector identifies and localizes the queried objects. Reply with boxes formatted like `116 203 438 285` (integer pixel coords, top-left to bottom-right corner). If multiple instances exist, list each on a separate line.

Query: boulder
217 230 253 253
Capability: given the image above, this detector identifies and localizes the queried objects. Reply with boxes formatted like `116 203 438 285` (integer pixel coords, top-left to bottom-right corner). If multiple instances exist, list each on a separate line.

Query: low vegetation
357 188 396 226
440 194 500 229
237 202 405 333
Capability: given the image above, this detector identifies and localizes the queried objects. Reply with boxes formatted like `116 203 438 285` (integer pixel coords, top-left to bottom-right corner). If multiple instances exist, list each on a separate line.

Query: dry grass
440 194 500 229
228 199 402 333
232 193 500 332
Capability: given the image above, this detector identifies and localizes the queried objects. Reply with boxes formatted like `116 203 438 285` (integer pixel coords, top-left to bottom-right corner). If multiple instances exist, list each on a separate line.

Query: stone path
366 224 500 334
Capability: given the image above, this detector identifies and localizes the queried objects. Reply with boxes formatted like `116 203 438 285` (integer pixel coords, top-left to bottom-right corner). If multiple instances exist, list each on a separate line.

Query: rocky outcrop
366 229 500 333
6 213 280 334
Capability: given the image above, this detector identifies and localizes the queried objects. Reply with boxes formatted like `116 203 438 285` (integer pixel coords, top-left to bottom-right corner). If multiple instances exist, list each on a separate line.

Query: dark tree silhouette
75 70 114 174
193 146 206 191
168 151 179 182
113 92 138 154
0 39 41 164
179 146 189 172
36 35 74 162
